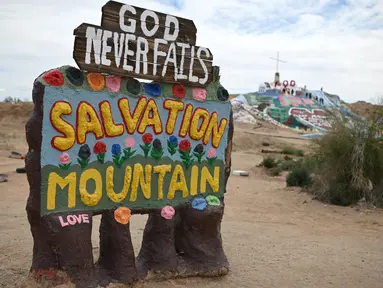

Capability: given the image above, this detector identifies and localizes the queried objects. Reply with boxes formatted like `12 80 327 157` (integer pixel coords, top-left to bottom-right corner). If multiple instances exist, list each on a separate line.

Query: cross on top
269 51 287 73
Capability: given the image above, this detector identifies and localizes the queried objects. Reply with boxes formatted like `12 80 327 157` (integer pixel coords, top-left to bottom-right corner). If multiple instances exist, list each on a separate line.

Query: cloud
0 0 382 102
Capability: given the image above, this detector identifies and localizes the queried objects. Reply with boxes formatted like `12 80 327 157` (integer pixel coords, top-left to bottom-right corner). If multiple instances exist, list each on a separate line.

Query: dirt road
0 151 382 288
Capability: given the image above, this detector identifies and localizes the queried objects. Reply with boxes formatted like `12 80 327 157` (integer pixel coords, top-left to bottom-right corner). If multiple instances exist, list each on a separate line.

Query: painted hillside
231 72 356 133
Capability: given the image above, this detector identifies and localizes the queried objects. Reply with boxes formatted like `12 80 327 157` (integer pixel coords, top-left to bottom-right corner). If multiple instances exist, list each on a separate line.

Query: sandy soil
0 110 382 288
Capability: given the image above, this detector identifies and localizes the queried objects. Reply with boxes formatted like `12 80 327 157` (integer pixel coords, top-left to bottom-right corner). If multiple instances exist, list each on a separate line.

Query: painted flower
153 139 162 150
206 195 221 206
207 148 217 158
122 137 136 161
65 67 84 86
106 75 121 92
93 141 106 154
217 86 229 101
114 207 131 225
193 144 205 163
206 148 217 166
161 206 175 220
94 141 107 164
144 83 161 97
126 78 142 96
179 140 191 152
87 73 105 91
167 135 178 156
111 144 121 155
194 144 204 154
142 133 153 145
193 88 207 102
169 135 178 146
42 69 64 87
59 152 70 165
125 137 135 148
172 84 186 99
78 144 91 169
192 197 207 211
78 144 91 160
178 140 193 168
151 139 163 160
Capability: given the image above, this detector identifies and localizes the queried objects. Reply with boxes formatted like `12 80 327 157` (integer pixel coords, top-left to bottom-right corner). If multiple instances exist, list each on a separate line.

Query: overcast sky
0 0 382 103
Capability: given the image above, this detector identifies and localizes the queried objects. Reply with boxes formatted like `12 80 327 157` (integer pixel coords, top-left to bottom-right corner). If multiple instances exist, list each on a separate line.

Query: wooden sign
73 1 214 86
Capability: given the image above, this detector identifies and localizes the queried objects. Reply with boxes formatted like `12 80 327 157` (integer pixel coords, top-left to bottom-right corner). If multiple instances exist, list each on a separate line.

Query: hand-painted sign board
73 1 213 86
39 66 230 216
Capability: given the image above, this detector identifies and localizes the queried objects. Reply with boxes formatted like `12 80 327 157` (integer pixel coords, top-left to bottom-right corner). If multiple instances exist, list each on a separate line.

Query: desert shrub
309 110 383 207
286 166 313 188
261 142 270 147
282 146 305 156
268 166 282 176
280 160 297 171
262 156 278 169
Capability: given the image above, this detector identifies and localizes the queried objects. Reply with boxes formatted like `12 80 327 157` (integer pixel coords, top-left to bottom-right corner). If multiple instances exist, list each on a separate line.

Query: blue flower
111 144 121 155
169 135 178 146
144 83 161 97
192 197 207 211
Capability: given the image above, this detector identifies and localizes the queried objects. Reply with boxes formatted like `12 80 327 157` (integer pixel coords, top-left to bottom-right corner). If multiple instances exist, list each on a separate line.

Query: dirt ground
0 106 382 288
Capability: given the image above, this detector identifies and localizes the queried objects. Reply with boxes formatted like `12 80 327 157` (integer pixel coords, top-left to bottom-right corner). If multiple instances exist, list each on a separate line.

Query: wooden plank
73 36 212 72
74 23 212 61
101 1 196 44
73 38 212 86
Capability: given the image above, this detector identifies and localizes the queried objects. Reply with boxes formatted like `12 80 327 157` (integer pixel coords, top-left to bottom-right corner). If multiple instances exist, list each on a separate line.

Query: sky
0 0 382 103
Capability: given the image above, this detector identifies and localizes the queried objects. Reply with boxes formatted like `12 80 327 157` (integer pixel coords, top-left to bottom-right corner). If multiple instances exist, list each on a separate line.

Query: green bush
262 156 278 169
309 110 383 207
286 166 313 188
269 166 282 176
282 146 304 157
280 160 297 171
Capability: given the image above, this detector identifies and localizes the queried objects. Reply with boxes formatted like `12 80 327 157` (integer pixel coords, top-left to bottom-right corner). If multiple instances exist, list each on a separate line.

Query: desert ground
0 103 382 288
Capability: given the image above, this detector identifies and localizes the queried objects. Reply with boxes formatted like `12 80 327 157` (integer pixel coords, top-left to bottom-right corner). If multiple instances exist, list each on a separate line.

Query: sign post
24 1 233 286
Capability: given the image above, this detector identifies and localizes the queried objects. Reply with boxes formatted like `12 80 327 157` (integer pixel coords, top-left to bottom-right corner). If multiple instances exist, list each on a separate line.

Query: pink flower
193 88 207 102
106 75 121 93
125 137 135 148
59 152 70 165
207 148 216 159
161 206 175 220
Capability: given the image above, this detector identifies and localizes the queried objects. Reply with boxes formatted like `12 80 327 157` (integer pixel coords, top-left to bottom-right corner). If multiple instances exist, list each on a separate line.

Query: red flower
172 84 186 99
142 133 153 145
42 69 64 87
93 141 106 154
179 140 191 152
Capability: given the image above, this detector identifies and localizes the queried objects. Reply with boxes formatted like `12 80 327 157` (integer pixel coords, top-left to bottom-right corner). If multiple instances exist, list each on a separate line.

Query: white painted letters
197 47 210 85
123 33 136 72
177 42 190 80
154 39 168 76
101 30 113 66
85 27 102 65
59 214 90 227
119 5 137 33
188 46 198 83
164 15 179 41
113 32 125 68
140 10 160 37
162 42 178 79
135 37 149 74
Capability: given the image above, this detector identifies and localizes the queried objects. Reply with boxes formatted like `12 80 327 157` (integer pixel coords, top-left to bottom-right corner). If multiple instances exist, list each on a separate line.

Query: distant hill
347 101 383 118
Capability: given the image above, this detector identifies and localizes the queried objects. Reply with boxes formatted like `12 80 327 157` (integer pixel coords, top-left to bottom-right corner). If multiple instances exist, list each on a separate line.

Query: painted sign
290 108 330 129
73 1 213 86
39 66 230 216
